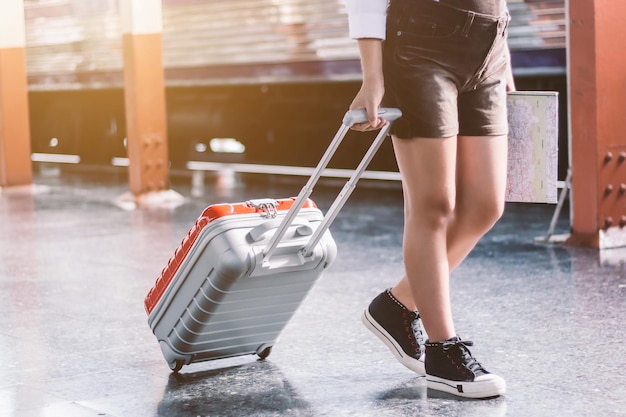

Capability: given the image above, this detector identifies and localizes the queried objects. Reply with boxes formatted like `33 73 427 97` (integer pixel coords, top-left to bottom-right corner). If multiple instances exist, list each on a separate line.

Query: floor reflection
157 360 312 417
371 378 508 417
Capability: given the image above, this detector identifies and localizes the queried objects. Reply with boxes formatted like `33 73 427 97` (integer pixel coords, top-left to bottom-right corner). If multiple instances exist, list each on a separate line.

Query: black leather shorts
382 0 511 139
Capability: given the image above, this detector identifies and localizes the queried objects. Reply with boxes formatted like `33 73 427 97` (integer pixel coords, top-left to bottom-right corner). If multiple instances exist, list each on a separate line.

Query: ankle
389 287 416 310
425 333 458 344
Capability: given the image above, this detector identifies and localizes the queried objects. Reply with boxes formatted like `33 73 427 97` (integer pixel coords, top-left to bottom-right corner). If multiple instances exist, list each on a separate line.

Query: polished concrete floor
1 166 625 417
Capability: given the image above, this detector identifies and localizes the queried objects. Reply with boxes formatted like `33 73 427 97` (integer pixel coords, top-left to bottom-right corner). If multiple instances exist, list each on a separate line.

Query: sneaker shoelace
386 290 424 356
409 311 425 348
441 339 487 375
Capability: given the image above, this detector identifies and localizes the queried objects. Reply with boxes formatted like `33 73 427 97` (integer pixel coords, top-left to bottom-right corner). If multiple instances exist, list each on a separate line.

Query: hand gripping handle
263 108 402 260
342 108 403 126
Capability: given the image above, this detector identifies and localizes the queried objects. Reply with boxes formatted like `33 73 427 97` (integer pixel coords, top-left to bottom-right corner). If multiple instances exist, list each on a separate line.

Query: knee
405 193 456 229
459 196 505 233
479 201 504 231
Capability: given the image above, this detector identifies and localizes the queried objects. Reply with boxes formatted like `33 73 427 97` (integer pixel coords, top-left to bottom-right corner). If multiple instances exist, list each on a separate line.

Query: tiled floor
1 167 624 417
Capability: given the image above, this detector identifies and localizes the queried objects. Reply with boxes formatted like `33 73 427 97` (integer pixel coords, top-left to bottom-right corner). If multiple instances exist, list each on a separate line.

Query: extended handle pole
301 122 393 256
262 123 350 260
263 108 402 260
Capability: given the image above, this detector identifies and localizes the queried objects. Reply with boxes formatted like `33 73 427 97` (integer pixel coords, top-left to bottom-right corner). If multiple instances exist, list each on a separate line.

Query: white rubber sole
361 308 426 376
426 373 506 399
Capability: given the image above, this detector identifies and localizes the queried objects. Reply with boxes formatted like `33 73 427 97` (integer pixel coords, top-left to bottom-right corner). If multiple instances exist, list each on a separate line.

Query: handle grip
249 218 312 242
342 108 403 126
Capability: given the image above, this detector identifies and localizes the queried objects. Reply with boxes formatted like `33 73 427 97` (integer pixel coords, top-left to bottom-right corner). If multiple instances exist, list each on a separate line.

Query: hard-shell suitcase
144 108 402 372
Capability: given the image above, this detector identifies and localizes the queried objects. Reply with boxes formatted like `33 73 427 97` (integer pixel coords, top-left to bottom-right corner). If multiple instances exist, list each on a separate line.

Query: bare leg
447 135 508 267
390 135 458 342
390 135 508 341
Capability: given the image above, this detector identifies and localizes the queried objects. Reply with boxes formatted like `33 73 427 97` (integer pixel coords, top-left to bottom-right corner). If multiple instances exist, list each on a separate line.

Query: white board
506 91 559 204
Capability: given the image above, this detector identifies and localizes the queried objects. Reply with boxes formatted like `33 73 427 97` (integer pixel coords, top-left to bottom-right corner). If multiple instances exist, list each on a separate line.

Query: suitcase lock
247 199 278 219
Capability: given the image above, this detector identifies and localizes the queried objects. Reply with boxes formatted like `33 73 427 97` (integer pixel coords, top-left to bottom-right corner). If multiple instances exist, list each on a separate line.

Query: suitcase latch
247 199 279 219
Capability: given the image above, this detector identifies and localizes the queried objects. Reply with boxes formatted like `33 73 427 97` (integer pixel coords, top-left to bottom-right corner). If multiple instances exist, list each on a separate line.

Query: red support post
567 0 626 248
0 0 32 187
121 0 170 196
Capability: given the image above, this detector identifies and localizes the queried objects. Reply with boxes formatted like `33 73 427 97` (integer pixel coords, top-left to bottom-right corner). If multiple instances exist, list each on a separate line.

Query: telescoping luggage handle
263 107 402 261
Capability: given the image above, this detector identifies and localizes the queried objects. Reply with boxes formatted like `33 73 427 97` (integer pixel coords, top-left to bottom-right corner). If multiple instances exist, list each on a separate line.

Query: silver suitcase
144 108 401 372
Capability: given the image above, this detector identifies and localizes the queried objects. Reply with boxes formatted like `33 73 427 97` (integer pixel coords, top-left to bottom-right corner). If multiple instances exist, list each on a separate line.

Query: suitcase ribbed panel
165 258 321 359
144 198 318 315
147 197 336 368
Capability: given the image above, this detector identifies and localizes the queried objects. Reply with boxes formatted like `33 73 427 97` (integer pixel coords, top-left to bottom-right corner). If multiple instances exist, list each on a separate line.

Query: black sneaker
425 337 506 399
361 289 425 375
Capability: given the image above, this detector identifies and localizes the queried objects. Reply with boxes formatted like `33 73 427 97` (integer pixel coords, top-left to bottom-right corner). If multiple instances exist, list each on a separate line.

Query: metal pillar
0 0 32 187
120 0 170 196
566 0 626 248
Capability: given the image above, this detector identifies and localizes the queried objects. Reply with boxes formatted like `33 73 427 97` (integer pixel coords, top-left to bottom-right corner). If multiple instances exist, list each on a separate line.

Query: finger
350 122 370 132
352 121 379 132
366 107 379 127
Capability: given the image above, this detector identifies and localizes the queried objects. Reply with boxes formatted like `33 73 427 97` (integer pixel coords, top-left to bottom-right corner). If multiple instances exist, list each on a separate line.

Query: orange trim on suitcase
144 198 317 315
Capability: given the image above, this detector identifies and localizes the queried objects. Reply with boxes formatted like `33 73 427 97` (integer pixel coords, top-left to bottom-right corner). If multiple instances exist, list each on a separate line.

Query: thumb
367 106 380 127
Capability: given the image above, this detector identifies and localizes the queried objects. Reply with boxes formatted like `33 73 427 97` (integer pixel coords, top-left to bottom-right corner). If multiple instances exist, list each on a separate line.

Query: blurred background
24 0 568 180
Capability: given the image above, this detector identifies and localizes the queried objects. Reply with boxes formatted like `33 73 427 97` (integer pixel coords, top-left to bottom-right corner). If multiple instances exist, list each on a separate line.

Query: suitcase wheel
170 359 184 373
257 346 272 360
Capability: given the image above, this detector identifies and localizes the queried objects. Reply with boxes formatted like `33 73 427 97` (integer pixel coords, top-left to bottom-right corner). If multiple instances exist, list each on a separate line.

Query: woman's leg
447 135 508 267
390 135 458 343
390 135 508 338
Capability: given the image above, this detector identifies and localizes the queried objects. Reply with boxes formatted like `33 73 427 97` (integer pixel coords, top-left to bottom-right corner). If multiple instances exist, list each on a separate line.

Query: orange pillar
121 0 170 196
567 1 626 248
0 0 32 187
